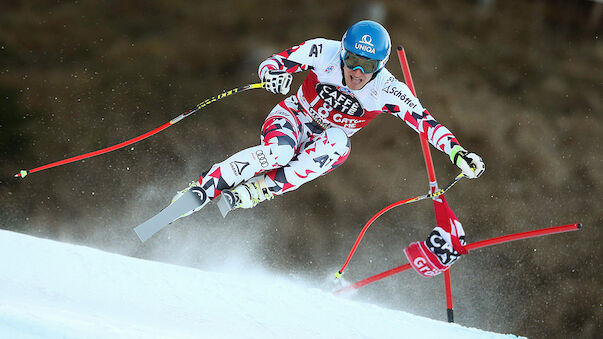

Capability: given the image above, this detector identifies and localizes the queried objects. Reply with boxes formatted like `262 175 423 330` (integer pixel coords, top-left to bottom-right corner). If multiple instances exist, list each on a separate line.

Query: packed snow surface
0 230 524 338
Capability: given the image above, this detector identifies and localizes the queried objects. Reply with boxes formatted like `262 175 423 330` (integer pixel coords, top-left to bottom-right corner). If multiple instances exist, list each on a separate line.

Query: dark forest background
1 1 601 338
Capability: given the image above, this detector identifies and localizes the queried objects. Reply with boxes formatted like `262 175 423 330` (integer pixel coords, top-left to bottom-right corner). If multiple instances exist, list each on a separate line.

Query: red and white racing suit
197 38 464 200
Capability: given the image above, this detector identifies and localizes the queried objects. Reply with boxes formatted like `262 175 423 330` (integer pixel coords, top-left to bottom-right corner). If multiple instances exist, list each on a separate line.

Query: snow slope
0 230 524 339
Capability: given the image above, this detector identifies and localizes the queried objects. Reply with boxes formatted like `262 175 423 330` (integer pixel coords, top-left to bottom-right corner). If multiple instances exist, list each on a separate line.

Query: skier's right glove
262 69 292 95
450 145 485 179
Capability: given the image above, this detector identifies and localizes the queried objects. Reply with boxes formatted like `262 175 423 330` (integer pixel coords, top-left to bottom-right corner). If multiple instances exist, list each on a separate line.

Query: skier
173 20 485 271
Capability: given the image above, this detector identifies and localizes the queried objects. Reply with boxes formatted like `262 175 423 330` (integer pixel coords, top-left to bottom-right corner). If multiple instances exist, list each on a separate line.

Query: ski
133 187 208 242
216 190 237 217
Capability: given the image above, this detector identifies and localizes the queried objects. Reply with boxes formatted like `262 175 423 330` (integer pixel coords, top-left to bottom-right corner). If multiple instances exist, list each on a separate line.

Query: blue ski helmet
340 20 391 73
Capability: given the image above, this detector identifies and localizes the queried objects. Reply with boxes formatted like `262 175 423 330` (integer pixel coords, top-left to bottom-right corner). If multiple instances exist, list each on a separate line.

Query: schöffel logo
355 34 375 54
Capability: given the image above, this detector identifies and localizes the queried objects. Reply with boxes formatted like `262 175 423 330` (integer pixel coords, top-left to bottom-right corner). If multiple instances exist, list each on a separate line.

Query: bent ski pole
333 223 582 295
14 82 265 178
335 173 464 279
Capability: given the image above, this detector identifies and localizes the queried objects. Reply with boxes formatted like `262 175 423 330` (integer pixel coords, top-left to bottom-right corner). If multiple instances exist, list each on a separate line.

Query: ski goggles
342 50 381 74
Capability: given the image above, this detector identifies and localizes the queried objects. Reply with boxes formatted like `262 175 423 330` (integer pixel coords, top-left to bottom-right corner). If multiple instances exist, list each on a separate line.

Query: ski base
134 187 208 242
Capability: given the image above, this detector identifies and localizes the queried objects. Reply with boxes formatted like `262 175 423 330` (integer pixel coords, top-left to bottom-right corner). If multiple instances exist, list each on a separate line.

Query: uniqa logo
355 35 375 54
360 34 374 46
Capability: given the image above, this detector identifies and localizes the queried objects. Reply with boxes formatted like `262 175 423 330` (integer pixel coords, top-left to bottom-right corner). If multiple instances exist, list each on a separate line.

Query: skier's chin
346 74 368 90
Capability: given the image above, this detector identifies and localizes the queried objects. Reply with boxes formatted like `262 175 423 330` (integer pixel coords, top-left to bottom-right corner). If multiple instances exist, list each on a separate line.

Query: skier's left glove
450 145 485 179
262 69 293 95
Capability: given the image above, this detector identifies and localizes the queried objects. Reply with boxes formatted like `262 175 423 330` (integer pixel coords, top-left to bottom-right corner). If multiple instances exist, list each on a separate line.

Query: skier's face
343 66 372 90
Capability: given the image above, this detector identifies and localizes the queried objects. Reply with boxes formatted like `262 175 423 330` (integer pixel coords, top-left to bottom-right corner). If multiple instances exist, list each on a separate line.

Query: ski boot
217 176 273 217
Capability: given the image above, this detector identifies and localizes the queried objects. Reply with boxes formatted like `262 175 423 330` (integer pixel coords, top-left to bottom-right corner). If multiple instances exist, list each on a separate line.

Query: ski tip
397 45 403 51
577 223 582 230
133 228 149 243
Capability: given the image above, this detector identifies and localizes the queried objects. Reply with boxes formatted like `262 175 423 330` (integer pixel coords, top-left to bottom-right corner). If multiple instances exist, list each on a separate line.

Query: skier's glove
263 70 292 95
450 145 485 179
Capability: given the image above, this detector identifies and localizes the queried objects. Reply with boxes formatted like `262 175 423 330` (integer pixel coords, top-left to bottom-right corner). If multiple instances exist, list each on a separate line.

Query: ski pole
14 82 266 179
333 223 581 295
335 173 465 279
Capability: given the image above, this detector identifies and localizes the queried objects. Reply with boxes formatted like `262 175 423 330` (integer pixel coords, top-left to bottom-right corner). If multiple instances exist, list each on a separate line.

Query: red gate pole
333 223 581 295
396 46 456 322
